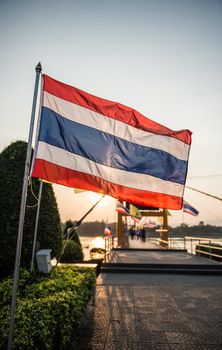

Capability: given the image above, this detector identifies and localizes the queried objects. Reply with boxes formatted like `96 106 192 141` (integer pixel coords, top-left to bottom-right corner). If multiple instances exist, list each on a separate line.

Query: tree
63 219 81 246
0 141 63 277
60 240 84 262
199 221 205 226
180 223 188 227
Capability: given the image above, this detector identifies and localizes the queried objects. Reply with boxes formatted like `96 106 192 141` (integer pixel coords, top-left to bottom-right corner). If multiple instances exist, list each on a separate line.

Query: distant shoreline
78 232 222 239
78 233 107 237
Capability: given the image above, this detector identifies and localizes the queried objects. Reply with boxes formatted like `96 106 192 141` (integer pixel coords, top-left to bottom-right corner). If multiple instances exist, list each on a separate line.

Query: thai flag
31 75 192 209
116 201 130 215
116 201 140 223
104 223 112 236
183 201 199 216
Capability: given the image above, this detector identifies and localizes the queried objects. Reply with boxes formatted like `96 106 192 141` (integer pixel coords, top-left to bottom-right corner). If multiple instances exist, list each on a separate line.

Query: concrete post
160 210 168 248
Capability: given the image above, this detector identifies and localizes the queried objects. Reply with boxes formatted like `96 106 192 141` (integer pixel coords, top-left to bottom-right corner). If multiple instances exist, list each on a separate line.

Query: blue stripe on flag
38 107 188 184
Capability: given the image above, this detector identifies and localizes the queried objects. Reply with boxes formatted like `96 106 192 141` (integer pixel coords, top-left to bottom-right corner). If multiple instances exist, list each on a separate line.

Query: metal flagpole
7 63 42 350
75 194 106 227
30 180 43 272
30 73 44 273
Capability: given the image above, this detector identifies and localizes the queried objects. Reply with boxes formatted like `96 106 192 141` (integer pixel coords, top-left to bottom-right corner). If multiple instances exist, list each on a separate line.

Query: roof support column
117 212 126 248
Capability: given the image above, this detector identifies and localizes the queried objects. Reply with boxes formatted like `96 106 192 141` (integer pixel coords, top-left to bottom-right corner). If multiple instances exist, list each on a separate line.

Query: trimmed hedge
63 220 82 247
60 240 84 263
0 267 96 349
0 141 63 278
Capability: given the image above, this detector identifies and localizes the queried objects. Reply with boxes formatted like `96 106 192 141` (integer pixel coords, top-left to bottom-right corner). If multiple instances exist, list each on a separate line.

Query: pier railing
151 237 186 250
195 243 222 260
184 236 222 261
104 236 222 262
104 236 118 261
156 238 170 248
184 236 212 255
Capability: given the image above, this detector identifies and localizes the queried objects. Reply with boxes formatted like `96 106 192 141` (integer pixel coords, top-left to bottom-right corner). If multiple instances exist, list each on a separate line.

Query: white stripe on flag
36 141 184 197
43 92 189 161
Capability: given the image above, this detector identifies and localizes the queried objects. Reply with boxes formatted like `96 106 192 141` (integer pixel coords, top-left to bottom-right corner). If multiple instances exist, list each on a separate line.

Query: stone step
101 263 222 274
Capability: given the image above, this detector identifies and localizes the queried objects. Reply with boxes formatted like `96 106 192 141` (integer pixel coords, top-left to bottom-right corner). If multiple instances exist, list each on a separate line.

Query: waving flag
141 219 158 228
130 204 142 219
116 201 130 214
116 201 141 223
104 223 112 236
31 75 192 209
183 201 199 216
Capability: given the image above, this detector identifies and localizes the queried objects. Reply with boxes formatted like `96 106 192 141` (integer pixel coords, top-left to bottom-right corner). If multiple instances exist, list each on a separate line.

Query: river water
79 236 222 260
79 236 106 260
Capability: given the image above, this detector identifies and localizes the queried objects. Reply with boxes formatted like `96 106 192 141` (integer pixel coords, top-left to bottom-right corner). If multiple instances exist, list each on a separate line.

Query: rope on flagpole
25 180 42 208
30 180 43 272
29 178 39 201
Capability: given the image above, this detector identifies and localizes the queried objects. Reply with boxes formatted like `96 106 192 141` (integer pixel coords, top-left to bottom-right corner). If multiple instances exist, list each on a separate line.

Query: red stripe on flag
43 75 191 145
32 159 183 209
116 208 128 214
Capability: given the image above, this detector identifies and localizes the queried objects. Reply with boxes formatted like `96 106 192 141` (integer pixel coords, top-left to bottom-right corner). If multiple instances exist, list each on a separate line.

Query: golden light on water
91 237 105 249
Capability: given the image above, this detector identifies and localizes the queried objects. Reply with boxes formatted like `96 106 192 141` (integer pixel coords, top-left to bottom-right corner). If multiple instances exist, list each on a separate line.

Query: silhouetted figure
140 226 146 242
130 226 135 240
136 227 141 240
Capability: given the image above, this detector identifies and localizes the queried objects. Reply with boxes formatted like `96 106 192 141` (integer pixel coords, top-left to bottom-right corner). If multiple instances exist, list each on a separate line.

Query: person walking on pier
130 226 135 240
140 226 146 242
136 227 141 240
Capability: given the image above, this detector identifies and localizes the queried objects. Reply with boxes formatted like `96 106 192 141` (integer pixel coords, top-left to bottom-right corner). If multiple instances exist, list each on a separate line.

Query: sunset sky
1 0 222 226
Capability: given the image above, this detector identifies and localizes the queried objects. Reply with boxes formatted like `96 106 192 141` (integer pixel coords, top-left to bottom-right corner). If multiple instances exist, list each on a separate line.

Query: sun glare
91 237 105 249
88 191 103 202
88 192 114 208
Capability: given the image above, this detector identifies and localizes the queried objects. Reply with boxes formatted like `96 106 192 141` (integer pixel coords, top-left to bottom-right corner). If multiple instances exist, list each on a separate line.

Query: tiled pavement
71 273 222 349
108 249 219 265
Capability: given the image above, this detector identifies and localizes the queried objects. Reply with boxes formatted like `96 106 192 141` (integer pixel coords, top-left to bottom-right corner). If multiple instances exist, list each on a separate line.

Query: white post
7 63 42 350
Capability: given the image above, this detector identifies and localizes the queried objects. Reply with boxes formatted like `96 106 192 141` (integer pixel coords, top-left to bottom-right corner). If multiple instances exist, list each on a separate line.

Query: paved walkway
108 239 219 265
70 246 222 349
71 272 222 350
129 239 162 249
109 249 219 265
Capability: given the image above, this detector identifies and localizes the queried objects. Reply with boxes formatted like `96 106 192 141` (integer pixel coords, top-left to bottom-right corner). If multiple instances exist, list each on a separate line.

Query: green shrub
0 269 44 308
63 220 82 246
60 240 84 263
0 141 63 278
0 266 96 349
